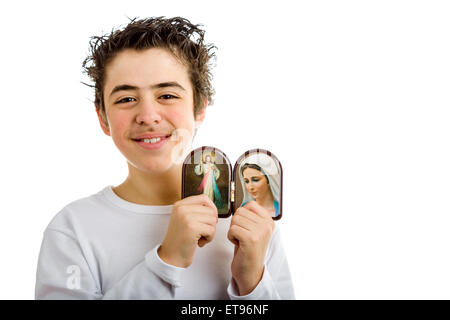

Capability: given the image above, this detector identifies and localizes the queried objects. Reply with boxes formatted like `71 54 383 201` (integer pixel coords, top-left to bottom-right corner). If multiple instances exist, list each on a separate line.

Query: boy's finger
227 223 250 244
243 200 271 219
231 212 256 232
177 194 218 212
179 204 218 223
198 224 216 245
234 207 261 224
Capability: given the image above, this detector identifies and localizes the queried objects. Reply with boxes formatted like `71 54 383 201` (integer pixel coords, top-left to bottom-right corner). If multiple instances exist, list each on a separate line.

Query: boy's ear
194 98 208 128
96 107 111 136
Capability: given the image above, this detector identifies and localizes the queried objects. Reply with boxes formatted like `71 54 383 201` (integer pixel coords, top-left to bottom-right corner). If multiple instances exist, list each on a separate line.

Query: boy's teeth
142 137 161 144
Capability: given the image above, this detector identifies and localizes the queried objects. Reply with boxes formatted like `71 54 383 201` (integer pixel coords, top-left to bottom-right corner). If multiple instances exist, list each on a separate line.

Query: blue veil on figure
238 153 281 218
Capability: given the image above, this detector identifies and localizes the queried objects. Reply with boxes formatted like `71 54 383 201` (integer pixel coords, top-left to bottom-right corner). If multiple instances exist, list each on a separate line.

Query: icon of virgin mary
194 151 223 208
238 153 281 218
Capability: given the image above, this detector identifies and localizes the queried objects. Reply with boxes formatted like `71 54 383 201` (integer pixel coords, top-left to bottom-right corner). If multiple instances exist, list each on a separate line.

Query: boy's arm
35 229 186 299
227 223 296 300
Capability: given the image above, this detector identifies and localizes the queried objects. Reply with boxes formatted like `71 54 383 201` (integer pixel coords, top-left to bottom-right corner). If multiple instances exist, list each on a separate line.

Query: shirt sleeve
227 224 296 300
35 228 187 299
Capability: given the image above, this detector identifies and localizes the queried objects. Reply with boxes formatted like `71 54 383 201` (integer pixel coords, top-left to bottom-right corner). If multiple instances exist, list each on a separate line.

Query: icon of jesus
194 152 223 209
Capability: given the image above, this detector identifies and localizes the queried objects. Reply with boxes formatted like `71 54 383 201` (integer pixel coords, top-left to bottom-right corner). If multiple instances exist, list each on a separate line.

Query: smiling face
242 167 271 200
97 47 206 174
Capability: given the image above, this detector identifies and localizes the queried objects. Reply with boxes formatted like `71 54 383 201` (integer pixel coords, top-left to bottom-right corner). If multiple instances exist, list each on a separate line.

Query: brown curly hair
82 16 217 123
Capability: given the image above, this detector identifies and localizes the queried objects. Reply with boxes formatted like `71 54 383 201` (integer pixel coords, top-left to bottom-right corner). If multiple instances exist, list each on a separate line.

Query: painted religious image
182 147 231 216
195 152 223 209
234 150 282 220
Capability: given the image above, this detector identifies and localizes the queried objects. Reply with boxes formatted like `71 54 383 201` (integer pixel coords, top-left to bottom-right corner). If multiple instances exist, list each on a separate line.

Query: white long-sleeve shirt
35 186 295 299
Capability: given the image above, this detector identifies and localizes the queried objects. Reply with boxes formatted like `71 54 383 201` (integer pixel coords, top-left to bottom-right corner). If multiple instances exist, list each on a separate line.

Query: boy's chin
128 158 180 175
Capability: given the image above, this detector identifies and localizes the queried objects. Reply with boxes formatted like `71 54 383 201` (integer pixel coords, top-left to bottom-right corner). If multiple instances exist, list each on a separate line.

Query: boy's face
98 47 206 174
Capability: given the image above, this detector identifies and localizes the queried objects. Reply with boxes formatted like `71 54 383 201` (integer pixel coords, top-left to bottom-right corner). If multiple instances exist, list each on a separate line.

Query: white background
1 0 449 299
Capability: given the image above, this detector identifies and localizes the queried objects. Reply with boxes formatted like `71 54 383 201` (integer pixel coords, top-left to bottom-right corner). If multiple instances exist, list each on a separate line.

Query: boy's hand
227 201 275 295
158 194 218 268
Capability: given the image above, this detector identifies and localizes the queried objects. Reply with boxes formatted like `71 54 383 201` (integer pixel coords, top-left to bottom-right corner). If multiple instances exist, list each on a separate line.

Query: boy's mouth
132 133 172 144
132 133 173 150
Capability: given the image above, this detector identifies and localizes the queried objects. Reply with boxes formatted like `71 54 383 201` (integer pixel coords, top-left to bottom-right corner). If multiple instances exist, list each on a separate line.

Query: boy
35 16 295 299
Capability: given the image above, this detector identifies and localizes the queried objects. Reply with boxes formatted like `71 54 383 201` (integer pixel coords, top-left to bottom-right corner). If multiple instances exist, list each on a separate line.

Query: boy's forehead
104 48 191 93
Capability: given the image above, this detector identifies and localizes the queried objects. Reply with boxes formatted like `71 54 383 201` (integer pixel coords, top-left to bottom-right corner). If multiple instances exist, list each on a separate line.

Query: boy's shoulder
45 186 111 235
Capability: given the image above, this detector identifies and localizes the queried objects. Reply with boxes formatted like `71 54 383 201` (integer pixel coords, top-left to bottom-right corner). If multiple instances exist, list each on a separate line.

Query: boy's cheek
108 113 132 137
167 109 196 132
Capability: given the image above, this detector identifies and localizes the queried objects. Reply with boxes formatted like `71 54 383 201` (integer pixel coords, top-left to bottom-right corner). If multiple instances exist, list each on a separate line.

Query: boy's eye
115 97 136 104
159 94 178 100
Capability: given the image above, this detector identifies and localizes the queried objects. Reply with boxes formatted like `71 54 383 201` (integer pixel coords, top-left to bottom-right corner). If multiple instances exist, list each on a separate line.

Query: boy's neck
112 164 182 206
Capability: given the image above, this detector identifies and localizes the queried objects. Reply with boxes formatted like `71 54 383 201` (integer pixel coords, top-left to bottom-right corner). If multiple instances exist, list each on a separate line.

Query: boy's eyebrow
109 82 186 97
151 81 186 91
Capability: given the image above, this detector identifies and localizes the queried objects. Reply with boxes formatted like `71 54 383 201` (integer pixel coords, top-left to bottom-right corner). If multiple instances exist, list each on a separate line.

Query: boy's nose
135 98 163 125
